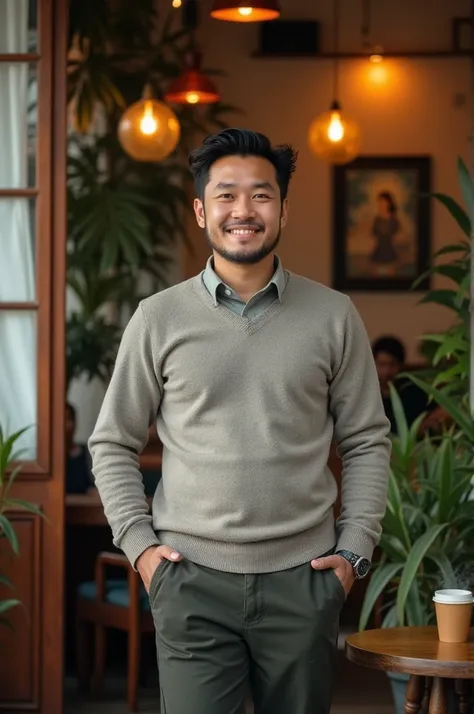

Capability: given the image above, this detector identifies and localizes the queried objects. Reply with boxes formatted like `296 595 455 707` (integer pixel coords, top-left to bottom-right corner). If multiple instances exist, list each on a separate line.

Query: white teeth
228 229 257 234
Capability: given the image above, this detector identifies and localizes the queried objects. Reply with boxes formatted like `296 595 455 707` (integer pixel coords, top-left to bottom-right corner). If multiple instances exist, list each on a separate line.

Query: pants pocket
327 567 347 603
148 558 169 603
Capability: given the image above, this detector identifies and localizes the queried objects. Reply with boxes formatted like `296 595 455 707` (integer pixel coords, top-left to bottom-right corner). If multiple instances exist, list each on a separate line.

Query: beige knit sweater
89 272 391 573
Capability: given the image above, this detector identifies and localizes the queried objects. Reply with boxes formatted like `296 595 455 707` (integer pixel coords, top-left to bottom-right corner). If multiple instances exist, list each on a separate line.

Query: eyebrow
214 181 275 192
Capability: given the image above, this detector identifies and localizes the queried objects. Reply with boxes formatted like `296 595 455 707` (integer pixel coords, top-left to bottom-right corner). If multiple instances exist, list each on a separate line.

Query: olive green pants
148 558 345 714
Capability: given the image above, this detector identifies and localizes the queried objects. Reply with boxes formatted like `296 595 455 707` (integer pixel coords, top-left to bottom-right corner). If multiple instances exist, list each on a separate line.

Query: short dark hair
372 336 406 364
188 128 297 201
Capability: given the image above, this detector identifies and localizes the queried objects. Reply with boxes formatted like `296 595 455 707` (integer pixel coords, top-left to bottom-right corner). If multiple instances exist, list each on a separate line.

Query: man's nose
231 196 256 219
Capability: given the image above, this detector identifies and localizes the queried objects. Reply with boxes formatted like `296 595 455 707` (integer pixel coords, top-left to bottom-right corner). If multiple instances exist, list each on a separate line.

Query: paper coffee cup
433 589 473 643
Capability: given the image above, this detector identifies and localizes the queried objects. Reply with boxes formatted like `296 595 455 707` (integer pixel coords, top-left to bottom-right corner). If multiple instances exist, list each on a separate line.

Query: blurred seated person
66 402 93 494
372 336 433 433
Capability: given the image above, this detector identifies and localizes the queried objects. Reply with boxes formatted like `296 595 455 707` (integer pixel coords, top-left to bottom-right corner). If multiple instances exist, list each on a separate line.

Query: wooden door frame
0 1 67 710
44 0 67 711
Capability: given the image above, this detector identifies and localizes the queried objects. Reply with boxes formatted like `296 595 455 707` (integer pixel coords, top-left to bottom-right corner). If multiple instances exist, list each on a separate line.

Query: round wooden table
345 627 474 714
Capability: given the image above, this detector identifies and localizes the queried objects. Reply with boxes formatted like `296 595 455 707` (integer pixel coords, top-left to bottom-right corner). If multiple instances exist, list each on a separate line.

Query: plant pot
387 672 474 714
387 671 410 714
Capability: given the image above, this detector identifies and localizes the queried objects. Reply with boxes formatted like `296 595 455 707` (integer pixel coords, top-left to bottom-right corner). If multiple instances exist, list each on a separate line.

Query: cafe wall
74 0 472 442
181 0 472 361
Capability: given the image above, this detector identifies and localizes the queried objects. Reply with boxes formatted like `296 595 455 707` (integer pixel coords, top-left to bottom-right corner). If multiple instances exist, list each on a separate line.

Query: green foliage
360 157 474 630
66 1 242 392
66 312 122 386
412 158 471 407
0 427 44 628
359 387 474 630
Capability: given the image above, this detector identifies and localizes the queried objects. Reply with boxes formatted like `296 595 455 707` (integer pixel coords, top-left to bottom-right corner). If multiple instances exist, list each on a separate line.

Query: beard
205 223 281 266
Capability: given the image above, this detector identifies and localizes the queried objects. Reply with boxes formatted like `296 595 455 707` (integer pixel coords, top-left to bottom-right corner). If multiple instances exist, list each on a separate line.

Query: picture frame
452 17 472 53
332 156 432 292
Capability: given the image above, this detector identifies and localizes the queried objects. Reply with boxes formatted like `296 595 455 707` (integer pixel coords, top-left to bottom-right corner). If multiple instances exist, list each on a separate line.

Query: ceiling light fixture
210 0 280 23
165 51 220 104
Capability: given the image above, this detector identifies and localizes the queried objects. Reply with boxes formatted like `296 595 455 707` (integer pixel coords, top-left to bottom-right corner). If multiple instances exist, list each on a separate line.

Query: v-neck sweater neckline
191 272 292 334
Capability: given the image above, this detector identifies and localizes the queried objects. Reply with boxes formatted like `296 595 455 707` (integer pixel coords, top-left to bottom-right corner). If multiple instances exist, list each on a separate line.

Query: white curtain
0 0 37 459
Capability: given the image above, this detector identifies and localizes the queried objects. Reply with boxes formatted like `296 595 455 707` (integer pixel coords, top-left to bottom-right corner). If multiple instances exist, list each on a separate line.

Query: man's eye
218 193 233 199
254 194 270 200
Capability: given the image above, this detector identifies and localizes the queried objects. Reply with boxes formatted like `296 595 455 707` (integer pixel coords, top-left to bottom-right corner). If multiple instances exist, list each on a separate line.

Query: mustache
222 220 264 231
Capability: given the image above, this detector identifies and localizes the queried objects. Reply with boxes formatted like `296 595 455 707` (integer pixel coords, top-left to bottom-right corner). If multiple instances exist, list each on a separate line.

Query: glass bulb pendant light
117 84 180 162
308 100 361 165
210 0 280 22
308 0 361 165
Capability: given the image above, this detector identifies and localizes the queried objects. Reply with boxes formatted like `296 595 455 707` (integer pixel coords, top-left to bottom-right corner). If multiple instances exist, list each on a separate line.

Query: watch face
356 558 371 578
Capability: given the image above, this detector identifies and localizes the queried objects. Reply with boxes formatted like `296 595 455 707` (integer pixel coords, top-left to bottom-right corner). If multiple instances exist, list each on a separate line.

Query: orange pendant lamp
210 0 280 22
118 84 180 162
165 52 220 105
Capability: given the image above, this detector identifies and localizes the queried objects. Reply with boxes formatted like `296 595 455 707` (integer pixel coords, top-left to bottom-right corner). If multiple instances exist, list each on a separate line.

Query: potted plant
0 427 43 627
359 158 474 713
358 390 474 712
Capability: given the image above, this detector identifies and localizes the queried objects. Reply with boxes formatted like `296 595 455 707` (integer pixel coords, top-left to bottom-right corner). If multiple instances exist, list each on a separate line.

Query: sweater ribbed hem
119 521 160 570
158 516 337 574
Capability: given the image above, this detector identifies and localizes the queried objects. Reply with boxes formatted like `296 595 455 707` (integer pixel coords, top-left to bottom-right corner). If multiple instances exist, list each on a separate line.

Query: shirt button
225 289 232 296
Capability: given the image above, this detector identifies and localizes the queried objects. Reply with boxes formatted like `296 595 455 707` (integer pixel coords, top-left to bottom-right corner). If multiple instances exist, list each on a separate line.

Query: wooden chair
76 551 155 712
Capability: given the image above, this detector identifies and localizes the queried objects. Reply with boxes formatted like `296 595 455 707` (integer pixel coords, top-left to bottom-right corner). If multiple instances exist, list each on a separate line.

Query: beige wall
181 0 472 362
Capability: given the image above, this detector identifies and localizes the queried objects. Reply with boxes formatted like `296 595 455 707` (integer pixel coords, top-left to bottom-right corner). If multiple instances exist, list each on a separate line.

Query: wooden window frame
0 0 54 476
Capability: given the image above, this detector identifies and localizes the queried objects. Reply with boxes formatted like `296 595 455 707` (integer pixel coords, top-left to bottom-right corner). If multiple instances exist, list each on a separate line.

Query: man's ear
194 198 206 228
280 198 289 229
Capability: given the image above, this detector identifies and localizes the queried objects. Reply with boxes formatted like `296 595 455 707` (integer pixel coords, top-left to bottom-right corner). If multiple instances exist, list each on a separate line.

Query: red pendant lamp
165 51 220 105
210 0 280 22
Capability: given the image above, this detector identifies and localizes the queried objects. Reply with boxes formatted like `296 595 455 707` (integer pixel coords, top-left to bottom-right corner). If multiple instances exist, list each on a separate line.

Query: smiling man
89 128 391 714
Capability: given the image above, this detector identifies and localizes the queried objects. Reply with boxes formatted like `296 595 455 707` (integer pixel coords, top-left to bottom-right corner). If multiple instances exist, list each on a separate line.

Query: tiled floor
64 652 395 713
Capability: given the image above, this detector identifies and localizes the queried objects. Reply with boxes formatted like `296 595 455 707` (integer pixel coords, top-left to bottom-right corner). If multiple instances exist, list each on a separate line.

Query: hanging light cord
333 0 340 100
361 0 371 46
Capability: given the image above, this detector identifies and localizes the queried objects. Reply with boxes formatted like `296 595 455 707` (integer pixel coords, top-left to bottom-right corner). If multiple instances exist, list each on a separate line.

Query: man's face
193 155 288 265
374 351 401 389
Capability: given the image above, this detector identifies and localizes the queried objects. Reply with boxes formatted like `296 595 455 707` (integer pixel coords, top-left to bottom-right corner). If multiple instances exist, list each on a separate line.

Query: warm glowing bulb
370 53 383 63
118 94 180 162
172 0 182 7
139 103 158 135
308 104 361 164
185 92 200 104
368 64 387 84
327 112 344 142
238 7 253 16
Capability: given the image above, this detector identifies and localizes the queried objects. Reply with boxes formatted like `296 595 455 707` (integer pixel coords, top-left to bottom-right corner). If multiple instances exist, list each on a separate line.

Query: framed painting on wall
332 156 432 291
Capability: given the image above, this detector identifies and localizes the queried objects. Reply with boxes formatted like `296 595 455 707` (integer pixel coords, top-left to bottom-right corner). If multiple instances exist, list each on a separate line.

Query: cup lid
433 589 473 604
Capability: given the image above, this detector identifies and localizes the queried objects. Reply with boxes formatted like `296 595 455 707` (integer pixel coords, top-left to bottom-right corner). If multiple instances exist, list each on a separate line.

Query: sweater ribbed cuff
336 527 376 561
120 521 160 570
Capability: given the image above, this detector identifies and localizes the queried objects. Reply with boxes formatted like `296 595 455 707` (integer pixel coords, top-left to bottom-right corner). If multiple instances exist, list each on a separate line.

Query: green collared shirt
201 256 289 320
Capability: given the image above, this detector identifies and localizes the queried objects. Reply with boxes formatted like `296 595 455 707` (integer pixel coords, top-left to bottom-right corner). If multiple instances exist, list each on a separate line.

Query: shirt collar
202 255 287 307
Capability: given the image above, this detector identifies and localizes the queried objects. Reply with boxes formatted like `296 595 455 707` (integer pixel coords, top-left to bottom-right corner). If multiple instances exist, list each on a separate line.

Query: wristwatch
336 550 371 579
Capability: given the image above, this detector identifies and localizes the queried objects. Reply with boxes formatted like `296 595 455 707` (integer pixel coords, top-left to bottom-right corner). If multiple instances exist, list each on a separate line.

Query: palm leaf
396 524 448 625
359 563 404 631
426 553 458 589
0 515 19 555
431 193 470 236
408 374 474 440
457 157 474 221
0 599 20 615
